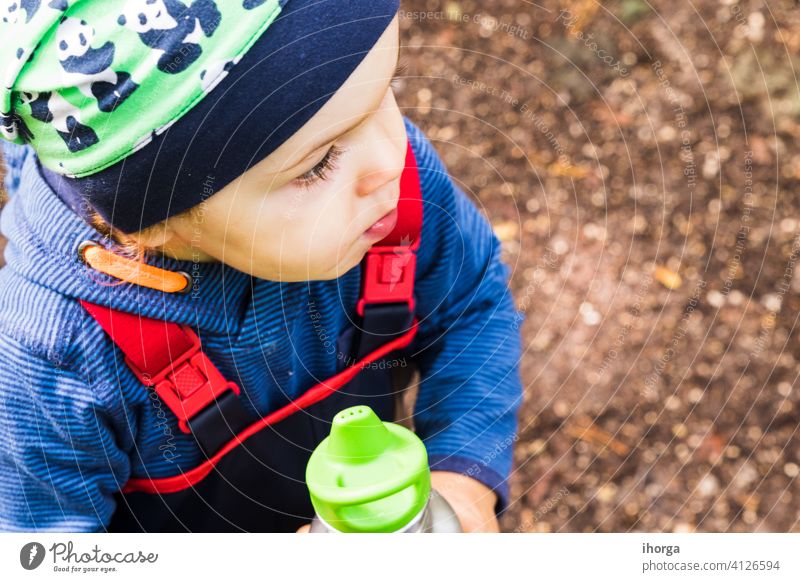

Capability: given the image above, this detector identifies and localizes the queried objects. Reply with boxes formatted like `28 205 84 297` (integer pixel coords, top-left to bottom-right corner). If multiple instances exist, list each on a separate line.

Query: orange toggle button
78 241 192 294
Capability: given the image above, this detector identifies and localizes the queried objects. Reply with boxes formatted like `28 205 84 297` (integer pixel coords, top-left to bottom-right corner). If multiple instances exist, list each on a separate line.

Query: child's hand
430 470 499 532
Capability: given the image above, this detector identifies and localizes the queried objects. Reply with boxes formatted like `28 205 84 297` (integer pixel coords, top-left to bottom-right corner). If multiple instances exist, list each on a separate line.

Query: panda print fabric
57 17 139 113
0 0 289 177
117 0 221 74
0 0 57 26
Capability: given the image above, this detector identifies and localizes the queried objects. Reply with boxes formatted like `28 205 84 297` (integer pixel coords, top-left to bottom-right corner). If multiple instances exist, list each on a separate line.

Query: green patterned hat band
0 0 285 178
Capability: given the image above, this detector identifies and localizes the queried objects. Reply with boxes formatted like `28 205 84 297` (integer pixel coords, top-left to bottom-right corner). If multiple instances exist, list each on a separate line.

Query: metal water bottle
306 405 462 533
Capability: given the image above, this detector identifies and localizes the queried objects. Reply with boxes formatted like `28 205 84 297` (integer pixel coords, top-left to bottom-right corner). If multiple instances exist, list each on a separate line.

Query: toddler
0 0 523 532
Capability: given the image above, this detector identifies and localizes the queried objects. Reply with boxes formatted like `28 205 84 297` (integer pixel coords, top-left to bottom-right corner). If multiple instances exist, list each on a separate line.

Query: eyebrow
285 47 402 170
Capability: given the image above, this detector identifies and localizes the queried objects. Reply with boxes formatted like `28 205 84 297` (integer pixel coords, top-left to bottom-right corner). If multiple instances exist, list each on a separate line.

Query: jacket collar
1 145 264 335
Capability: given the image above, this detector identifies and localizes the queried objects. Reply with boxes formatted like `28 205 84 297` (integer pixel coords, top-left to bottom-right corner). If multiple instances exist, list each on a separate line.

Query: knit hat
1 0 400 232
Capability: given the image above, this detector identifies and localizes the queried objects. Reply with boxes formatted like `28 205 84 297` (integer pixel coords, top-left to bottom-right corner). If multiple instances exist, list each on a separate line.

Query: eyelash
292 58 407 189
292 144 344 189
391 58 408 90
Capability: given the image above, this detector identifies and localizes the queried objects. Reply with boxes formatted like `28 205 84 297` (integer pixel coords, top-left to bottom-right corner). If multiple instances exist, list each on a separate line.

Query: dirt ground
2 0 799 532
395 0 800 532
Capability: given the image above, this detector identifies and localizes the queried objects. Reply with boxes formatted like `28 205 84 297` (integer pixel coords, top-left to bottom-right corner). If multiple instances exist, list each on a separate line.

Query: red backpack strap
78 137 424 493
357 140 422 316
349 140 422 360
79 300 244 438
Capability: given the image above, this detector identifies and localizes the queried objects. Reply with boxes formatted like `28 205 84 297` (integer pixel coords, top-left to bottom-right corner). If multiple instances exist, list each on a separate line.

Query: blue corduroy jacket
0 117 523 532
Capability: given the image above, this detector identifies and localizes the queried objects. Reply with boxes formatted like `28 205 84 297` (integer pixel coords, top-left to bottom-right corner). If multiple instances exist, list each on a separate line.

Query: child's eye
292 144 344 189
391 57 408 90
290 59 404 190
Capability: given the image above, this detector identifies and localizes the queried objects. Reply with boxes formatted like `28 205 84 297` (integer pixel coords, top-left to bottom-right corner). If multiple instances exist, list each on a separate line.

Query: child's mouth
362 207 399 240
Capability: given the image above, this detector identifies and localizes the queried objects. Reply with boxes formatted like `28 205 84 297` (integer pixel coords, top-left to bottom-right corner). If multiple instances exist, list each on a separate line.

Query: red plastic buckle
356 245 417 317
125 326 241 434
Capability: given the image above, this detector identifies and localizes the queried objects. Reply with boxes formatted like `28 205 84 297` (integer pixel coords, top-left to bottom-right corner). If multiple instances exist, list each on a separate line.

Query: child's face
147 15 406 282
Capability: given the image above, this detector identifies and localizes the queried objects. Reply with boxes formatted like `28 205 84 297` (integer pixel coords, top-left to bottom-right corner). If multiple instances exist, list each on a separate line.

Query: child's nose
356 164 403 198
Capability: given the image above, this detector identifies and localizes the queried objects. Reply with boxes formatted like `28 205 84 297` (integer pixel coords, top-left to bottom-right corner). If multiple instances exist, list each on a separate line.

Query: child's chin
246 261 355 282
317 249 370 281
245 242 368 282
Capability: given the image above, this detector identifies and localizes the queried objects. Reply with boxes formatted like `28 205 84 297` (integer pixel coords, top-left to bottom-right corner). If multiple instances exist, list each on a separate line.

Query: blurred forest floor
2 0 799 532
394 0 800 532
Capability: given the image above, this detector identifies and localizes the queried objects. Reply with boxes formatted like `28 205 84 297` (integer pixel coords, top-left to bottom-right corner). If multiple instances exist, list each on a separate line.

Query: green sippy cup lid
305 405 430 533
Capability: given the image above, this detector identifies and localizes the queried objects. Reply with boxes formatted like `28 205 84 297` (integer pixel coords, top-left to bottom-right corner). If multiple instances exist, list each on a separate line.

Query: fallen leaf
654 266 683 289
564 417 631 456
493 221 519 242
548 163 589 179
